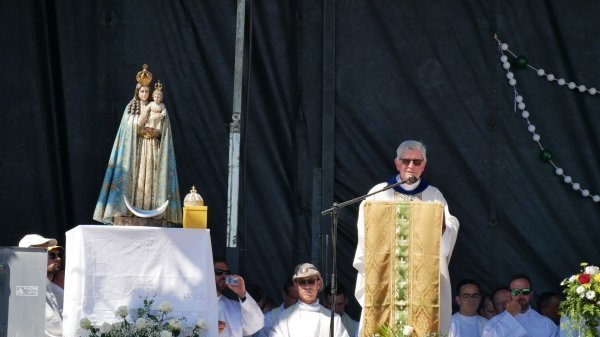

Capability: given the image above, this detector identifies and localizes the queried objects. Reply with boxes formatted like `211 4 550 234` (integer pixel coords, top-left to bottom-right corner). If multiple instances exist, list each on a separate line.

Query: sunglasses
48 252 62 260
214 268 231 276
511 288 531 296
296 279 318 286
400 158 423 166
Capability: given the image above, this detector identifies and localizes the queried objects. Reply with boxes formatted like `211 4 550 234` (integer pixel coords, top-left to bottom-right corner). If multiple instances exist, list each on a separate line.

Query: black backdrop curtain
2 0 599 317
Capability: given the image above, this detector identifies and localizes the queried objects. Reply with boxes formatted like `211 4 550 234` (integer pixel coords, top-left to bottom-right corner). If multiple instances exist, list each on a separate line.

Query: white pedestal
63 225 217 337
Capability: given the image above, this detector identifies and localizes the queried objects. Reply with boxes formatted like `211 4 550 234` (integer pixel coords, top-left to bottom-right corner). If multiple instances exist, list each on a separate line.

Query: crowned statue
93 64 182 226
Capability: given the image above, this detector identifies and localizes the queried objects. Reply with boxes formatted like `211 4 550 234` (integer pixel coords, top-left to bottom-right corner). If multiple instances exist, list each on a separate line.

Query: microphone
402 175 418 185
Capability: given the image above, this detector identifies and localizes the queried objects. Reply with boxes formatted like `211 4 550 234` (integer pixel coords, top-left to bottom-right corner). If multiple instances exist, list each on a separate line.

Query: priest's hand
226 274 247 300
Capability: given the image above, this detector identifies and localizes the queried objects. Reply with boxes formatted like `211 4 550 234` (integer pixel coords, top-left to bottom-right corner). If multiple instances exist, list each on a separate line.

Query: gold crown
184 186 204 206
136 64 153 86
154 80 164 92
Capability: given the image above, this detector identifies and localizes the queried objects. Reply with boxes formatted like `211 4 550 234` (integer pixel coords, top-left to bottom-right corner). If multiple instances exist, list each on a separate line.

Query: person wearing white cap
269 263 349 337
19 234 64 337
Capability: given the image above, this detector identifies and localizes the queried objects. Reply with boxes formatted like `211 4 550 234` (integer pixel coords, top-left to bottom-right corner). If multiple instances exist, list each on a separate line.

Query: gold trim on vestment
362 201 443 337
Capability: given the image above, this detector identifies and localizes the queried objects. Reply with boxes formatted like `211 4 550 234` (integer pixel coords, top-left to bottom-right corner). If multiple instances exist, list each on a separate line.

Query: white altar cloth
63 225 217 337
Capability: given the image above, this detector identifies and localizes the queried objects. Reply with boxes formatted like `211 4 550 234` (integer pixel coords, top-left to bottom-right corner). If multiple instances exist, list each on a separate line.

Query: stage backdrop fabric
1 0 599 318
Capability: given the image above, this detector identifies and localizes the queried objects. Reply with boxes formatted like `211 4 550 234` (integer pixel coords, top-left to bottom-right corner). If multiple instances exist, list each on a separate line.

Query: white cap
292 263 322 283
18 234 57 248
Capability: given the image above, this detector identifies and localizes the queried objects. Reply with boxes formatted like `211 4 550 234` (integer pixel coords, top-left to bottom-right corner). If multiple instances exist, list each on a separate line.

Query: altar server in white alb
214 257 264 337
483 275 558 337
449 279 487 337
353 140 460 335
269 263 350 337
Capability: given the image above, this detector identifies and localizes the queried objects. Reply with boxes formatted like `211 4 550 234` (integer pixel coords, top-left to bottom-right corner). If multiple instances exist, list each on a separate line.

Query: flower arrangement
560 262 600 337
79 297 207 337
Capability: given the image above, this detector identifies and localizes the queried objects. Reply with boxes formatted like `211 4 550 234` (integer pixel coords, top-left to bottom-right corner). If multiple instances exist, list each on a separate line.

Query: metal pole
226 0 246 267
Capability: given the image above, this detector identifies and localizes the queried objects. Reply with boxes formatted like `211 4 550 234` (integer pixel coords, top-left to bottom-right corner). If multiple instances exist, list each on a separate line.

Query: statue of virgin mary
93 64 182 226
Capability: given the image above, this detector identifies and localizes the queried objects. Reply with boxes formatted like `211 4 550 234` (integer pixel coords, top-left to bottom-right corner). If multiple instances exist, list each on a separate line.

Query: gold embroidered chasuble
362 201 443 337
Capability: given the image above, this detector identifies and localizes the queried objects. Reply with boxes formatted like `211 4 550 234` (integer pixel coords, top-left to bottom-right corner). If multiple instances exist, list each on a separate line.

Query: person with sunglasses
214 256 264 337
483 275 558 337
353 140 460 336
508 274 558 336
18 234 65 337
269 263 350 337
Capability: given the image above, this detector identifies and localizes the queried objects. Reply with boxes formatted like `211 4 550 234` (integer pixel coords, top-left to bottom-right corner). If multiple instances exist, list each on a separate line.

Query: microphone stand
321 176 416 337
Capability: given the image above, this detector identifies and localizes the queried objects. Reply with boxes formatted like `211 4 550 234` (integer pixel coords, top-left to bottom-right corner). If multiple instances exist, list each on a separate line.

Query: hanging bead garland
495 35 598 96
494 34 599 204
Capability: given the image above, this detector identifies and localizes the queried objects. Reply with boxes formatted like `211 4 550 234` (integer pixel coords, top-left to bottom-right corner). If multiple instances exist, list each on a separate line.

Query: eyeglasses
460 293 481 300
296 279 318 286
511 288 531 296
48 252 62 260
214 268 231 276
400 158 423 166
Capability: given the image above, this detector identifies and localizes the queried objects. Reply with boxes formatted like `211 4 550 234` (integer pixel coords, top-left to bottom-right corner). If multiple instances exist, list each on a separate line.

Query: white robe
513 308 558 337
449 312 487 337
269 300 349 337
483 308 558 337
254 304 285 337
340 313 359 337
483 311 527 337
218 293 265 337
353 179 460 336
46 279 64 337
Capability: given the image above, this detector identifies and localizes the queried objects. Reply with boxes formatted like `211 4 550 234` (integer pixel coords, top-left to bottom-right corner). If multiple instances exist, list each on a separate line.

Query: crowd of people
450 276 565 337
18 140 581 337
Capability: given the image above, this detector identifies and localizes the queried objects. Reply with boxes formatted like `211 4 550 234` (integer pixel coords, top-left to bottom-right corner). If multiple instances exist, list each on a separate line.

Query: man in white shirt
449 279 487 337
507 275 558 337
483 288 526 337
19 234 64 337
353 140 460 336
254 278 298 337
537 292 562 326
483 275 559 337
214 257 264 337
324 283 359 337
479 294 497 320
269 263 349 337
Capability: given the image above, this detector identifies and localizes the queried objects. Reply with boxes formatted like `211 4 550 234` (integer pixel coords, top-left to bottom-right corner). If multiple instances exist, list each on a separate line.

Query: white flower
402 325 414 336
586 290 596 300
570 275 578 282
196 319 208 329
100 322 112 333
168 319 181 331
116 305 129 318
585 266 600 275
158 301 173 313
576 285 586 295
160 330 173 337
136 317 148 329
80 317 92 330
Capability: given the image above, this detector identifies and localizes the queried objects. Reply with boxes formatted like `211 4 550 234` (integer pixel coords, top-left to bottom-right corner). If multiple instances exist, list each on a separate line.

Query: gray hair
396 140 427 161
